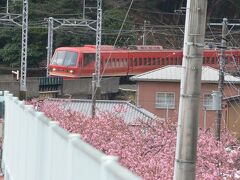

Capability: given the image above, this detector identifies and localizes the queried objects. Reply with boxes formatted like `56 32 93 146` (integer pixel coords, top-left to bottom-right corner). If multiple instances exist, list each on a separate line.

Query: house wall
137 81 240 128
226 101 240 139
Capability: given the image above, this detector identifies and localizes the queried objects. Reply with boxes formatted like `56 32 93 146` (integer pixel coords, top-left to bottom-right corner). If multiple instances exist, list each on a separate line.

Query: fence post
34 111 45 180
100 155 119 180
46 121 59 180
67 133 80 180
0 91 4 176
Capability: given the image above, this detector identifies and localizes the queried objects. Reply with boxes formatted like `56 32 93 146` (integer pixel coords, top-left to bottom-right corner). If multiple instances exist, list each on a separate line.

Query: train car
48 45 240 78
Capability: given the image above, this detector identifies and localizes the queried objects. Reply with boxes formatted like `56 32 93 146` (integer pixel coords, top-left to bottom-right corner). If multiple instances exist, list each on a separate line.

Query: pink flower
27 99 240 180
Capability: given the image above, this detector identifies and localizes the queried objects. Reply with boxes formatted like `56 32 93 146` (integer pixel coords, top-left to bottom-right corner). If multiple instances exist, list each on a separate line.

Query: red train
48 45 240 78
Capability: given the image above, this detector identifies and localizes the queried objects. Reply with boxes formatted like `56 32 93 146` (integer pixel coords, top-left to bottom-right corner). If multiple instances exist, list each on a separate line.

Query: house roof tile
48 99 157 123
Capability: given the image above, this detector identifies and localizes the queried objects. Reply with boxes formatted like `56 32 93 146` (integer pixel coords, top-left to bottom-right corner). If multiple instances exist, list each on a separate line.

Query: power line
87 0 135 116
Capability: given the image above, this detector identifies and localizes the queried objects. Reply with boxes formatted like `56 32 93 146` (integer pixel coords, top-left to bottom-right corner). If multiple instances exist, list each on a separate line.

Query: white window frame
155 92 175 109
203 94 213 110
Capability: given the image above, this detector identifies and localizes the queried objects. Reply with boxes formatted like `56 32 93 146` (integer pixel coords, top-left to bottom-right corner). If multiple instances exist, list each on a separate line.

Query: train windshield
51 50 78 66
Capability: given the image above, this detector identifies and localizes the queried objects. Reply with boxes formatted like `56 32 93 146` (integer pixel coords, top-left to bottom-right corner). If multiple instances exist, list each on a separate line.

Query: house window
156 92 175 109
203 94 213 110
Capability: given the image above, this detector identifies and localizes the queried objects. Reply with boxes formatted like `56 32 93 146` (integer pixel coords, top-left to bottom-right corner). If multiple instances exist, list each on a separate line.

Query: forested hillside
0 0 240 67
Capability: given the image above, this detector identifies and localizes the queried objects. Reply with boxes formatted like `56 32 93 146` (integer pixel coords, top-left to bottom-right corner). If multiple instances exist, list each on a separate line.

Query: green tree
102 9 137 46
0 28 22 67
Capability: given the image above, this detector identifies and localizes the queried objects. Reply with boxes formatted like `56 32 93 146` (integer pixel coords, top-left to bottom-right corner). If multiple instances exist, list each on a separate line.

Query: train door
127 53 134 75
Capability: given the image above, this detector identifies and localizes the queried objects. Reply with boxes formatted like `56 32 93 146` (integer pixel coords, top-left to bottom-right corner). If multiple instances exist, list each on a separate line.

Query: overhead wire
215 29 240 121
99 0 135 79
86 0 135 115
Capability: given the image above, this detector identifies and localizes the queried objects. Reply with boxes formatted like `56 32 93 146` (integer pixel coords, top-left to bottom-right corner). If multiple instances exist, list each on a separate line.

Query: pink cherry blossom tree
28 99 240 180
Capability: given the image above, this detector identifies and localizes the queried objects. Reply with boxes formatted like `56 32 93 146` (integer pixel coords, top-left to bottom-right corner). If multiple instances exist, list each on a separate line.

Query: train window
106 59 110 67
162 58 165 65
130 58 133 66
123 58 126 66
116 59 120 66
174 58 178 65
144 58 147 65
52 51 66 65
206 57 210 64
63 51 78 66
153 58 156 65
120 59 124 66
134 58 137 66
170 58 173 65
211 57 215 64
166 58 169 65
52 51 78 67
148 58 151 65
118 59 121 67
157 58 161 65
178 57 182 65
225 57 228 64
83 53 95 67
112 58 115 67
139 58 142 65
119 58 123 67
124 58 128 66
203 57 205 64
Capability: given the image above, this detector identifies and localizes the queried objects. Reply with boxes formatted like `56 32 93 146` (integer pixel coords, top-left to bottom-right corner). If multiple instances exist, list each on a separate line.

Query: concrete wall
62 77 119 97
0 75 120 99
0 76 39 98
137 81 240 128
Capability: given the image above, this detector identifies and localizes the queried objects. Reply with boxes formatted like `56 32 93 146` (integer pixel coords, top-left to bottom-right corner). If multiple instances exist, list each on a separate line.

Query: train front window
83 53 95 67
51 51 78 66
52 51 65 65
63 52 78 66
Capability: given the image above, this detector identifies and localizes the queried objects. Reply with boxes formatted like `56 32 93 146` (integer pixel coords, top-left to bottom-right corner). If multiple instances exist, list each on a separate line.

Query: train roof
55 45 183 53
55 45 240 54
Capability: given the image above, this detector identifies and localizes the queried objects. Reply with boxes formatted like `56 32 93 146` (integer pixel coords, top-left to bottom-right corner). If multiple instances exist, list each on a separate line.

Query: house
131 65 240 128
224 95 240 139
47 98 157 123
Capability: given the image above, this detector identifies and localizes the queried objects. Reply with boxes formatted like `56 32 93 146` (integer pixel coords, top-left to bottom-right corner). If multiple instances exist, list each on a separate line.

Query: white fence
2 92 141 180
